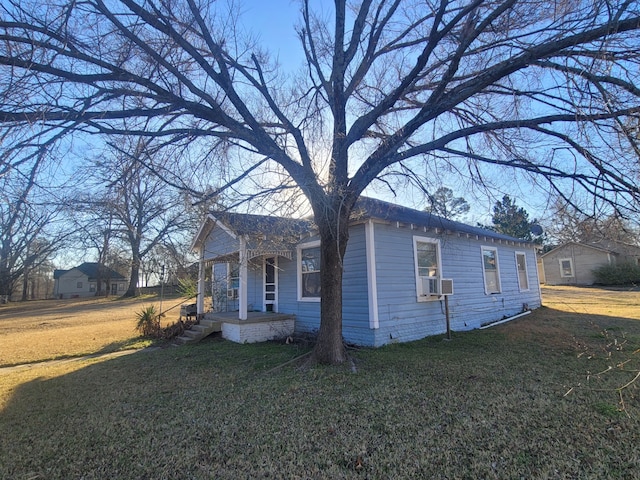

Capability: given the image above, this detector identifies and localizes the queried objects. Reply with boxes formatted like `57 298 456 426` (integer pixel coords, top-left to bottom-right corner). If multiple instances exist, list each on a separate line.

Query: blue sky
240 0 304 70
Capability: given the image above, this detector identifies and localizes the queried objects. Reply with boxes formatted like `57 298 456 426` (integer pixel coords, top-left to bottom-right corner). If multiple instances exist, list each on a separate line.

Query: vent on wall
440 279 454 296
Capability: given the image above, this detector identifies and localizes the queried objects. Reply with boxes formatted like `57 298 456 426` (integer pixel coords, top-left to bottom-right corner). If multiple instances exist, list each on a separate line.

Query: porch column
196 247 205 315
239 236 248 320
365 219 379 329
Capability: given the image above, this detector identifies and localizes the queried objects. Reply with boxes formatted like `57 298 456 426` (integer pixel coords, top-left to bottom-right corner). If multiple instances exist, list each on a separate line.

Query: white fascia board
190 213 238 251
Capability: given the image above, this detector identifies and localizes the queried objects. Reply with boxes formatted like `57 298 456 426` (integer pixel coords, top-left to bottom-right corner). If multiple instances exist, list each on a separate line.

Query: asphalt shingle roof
55 262 126 281
211 197 530 244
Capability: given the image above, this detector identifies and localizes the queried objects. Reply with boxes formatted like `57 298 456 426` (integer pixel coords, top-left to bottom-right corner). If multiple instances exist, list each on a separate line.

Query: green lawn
1 297 639 478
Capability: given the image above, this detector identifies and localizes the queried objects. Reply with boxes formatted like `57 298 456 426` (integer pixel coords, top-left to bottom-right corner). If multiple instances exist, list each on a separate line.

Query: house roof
208 211 314 237
353 197 530 243
55 262 126 281
194 197 531 251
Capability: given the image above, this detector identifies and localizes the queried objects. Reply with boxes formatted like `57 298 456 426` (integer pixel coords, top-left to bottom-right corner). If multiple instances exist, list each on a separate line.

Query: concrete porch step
172 320 222 346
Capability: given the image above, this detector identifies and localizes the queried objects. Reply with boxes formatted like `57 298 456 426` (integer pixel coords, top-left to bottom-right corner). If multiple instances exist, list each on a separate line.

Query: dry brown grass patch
0 296 189 366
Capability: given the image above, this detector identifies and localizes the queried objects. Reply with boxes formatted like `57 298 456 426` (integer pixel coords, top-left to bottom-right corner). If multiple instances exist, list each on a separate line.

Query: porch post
365 219 380 329
196 247 205 315
239 236 248 320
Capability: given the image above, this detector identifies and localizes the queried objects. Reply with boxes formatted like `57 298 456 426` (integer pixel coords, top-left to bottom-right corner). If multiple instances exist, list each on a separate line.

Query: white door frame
263 256 278 312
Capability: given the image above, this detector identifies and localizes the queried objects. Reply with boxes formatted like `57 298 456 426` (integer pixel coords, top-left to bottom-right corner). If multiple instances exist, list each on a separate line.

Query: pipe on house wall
479 310 532 330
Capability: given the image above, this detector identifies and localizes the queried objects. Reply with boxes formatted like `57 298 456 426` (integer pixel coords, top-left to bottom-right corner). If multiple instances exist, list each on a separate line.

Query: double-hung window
559 258 574 278
227 263 239 299
482 247 501 294
298 241 321 301
515 252 529 291
413 236 441 301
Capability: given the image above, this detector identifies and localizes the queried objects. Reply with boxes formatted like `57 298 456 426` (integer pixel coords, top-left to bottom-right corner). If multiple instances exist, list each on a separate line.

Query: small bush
135 305 161 337
593 262 640 286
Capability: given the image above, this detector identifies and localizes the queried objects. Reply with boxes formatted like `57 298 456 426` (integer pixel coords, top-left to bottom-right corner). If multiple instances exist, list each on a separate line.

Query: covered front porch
190 211 313 344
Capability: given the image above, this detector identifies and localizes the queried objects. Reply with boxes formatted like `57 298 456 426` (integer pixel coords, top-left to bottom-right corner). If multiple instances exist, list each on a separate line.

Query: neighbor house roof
54 262 126 281
541 241 617 258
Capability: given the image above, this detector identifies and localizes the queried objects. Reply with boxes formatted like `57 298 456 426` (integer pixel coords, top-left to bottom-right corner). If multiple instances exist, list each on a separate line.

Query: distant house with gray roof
53 262 128 298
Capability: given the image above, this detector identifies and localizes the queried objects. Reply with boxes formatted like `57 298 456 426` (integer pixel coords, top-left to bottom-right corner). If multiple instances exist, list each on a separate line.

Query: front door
264 257 277 312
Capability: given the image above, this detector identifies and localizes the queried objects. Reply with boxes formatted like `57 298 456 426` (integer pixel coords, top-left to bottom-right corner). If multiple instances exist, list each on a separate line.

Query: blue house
191 197 541 346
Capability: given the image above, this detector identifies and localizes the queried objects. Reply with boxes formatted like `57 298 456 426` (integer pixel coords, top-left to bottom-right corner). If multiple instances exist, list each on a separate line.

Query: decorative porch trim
205 249 292 268
247 249 293 260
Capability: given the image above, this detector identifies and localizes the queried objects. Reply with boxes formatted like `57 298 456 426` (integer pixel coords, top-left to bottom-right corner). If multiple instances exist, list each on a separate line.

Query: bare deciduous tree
0 156 69 301
82 137 196 297
1 0 639 362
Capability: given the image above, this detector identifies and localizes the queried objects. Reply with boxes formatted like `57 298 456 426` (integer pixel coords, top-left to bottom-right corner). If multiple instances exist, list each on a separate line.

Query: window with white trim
515 252 529 291
227 263 239 299
413 236 441 301
559 258 574 277
481 247 501 294
298 241 321 301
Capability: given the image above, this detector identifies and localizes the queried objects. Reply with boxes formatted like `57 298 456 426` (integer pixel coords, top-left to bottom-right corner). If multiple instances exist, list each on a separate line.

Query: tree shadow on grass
1 309 639 479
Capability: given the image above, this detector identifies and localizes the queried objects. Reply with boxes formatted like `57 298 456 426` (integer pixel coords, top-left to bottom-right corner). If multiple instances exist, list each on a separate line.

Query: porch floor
204 311 295 325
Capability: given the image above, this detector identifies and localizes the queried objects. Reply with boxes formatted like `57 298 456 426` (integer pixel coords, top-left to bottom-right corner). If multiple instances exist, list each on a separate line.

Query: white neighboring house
53 262 128 299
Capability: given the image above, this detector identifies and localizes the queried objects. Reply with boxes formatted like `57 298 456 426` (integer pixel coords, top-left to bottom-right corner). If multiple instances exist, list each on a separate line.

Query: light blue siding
341 224 373 345
283 226 373 345
277 249 321 333
371 223 541 346
204 224 237 260
203 215 541 347
245 262 262 312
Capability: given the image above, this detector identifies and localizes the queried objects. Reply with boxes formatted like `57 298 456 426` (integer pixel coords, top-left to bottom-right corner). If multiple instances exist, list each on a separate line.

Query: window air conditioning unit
440 279 454 296
421 277 440 297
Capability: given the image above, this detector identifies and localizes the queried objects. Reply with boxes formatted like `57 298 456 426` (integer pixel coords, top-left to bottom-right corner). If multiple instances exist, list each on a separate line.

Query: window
515 252 529 291
119 283 125 291
77 281 83 289
482 247 501 294
89 283 96 292
413 236 441 301
227 263 239 299
559 258 574 277
298 241 321 301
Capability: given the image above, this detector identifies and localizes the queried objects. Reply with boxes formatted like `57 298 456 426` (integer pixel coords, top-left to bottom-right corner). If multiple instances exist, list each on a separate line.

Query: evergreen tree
489 195 540 241
425 187 470 220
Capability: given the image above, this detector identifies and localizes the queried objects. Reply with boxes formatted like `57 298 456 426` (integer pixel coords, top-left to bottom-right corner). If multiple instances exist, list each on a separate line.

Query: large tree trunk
21 264 29 301
124 255 140 297
0 242 14 302
311 204 351 365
